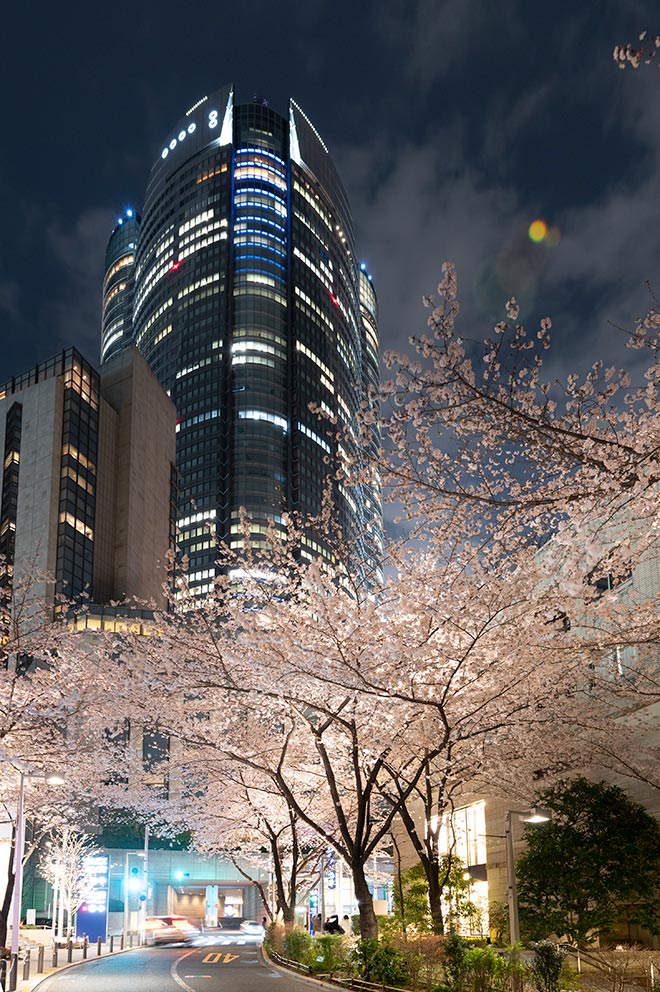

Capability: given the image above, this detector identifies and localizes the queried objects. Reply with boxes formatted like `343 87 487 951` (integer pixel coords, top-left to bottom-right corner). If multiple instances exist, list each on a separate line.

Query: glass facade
56 354 100 602
101 211 140 364
0 348 101 605
102 87 382 593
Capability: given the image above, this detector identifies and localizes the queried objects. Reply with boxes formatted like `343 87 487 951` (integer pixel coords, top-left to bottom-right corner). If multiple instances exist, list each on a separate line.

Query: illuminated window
103 254 134 288
238 410 288 431
103 281 126 308
296 341 334 381
62 443 96 473
59 511 94 541
197 163 228 184
298 422 330 453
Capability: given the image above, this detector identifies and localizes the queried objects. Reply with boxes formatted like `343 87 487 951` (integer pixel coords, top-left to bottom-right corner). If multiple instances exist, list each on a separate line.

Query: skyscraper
102 87 381 594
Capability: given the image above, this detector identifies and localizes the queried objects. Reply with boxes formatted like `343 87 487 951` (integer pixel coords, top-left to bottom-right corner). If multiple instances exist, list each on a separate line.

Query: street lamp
505 805 551 945
8 768 65 991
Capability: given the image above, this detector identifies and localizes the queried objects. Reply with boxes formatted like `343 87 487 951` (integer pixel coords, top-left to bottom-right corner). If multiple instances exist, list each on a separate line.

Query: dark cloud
0 280 19 320
2 0 659 389
46 208 116 361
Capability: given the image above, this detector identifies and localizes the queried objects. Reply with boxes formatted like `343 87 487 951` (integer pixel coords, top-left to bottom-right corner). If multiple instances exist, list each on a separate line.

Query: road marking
203 950 240 963
172 949 199 991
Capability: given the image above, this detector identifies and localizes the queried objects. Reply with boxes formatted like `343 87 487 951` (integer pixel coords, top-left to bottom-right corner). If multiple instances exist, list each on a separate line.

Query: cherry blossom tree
38 827 99 940
181 764 327 925
0 560 140 949
100 508 657 939
614 32 660 69
58 262 658 946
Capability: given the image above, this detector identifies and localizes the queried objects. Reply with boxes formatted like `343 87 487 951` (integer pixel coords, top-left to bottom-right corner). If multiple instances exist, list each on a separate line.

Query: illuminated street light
505 806 551 945
8 767 65 991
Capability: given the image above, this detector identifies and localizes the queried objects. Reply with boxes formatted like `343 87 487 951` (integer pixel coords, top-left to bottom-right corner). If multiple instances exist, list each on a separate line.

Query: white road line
171 949 200 991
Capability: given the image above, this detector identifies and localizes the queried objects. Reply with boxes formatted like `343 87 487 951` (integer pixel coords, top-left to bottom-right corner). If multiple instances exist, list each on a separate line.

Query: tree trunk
0 832 16 949
427 863 446 935
352 862 378 940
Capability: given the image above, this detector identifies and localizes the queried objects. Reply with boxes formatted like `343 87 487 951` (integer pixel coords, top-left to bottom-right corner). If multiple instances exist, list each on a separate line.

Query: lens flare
528 219 548 243
545 226 561 247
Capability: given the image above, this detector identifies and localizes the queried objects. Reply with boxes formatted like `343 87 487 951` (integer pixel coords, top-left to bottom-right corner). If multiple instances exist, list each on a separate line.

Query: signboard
77 853 109 942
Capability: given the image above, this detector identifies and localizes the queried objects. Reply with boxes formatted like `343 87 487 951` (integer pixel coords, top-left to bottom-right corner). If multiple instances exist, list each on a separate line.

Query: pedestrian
342 914 353 934
325 915 344 934
261 916 267 930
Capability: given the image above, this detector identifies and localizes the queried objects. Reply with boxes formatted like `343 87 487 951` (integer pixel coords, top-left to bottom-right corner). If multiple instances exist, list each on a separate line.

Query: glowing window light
298 422 330 453
233 186 287 205
103 281 126 307
237 147 286 165
59 511 94 541
238 409 288 431
101 328 125 360
232 340 278 355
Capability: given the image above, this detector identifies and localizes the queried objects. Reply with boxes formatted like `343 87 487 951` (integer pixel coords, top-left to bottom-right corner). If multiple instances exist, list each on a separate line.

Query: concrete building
0 345 175 611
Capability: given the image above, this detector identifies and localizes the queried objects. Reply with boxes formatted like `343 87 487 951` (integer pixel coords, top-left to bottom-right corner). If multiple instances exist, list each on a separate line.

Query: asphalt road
32 933 303 992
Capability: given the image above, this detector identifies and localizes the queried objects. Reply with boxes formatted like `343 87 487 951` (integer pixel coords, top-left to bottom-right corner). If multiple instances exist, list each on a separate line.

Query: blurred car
239 920 265 937
144 916 200 945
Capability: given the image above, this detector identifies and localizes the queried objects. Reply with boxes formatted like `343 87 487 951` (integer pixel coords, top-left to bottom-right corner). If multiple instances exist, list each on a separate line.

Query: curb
19 945 137 992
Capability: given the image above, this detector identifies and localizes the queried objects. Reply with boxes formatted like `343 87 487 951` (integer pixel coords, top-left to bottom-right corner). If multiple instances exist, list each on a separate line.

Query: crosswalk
195 934 262 947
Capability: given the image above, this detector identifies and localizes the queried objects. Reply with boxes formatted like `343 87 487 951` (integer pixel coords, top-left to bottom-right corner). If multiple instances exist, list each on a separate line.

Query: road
32 932 303 992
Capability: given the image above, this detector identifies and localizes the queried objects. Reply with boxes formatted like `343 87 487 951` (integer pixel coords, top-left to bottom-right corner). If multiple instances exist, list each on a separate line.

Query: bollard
98 936 103 956
52 944 58 968
37 945 45 973
82 938 88 959
22 949 31 982
120 934 124 950
110 935 115 953
7 953 17 992
129 933 134 948
67 939 73 963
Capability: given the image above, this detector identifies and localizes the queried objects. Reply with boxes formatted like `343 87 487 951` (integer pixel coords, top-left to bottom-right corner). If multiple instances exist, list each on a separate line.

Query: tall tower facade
102 87 381 594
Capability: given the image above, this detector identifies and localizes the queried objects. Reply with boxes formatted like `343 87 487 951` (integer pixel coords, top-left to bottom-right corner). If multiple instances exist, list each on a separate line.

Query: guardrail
265 948 404 992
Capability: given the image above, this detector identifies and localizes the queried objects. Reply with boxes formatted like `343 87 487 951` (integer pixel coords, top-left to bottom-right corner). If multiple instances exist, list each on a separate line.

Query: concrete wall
8 376 63 604
99 347 176 608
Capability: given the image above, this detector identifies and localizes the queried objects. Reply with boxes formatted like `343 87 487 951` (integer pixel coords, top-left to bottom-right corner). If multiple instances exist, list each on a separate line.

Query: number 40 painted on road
203 952 240 964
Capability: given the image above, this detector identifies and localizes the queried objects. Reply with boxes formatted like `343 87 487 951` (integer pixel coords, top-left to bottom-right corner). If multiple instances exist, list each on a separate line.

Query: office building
101 86 382 594
0 346 175 612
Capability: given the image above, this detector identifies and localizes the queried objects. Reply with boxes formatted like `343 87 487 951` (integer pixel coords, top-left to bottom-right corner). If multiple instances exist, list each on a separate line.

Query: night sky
1 1 658 385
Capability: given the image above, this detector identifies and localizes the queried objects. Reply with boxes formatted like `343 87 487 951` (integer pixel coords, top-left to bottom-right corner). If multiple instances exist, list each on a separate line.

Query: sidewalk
2 930 137 992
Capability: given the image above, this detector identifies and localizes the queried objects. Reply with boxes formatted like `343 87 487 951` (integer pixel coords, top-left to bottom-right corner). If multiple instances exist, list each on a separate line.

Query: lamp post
138 825 149 945
505 806 551 946
8 768 65 991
